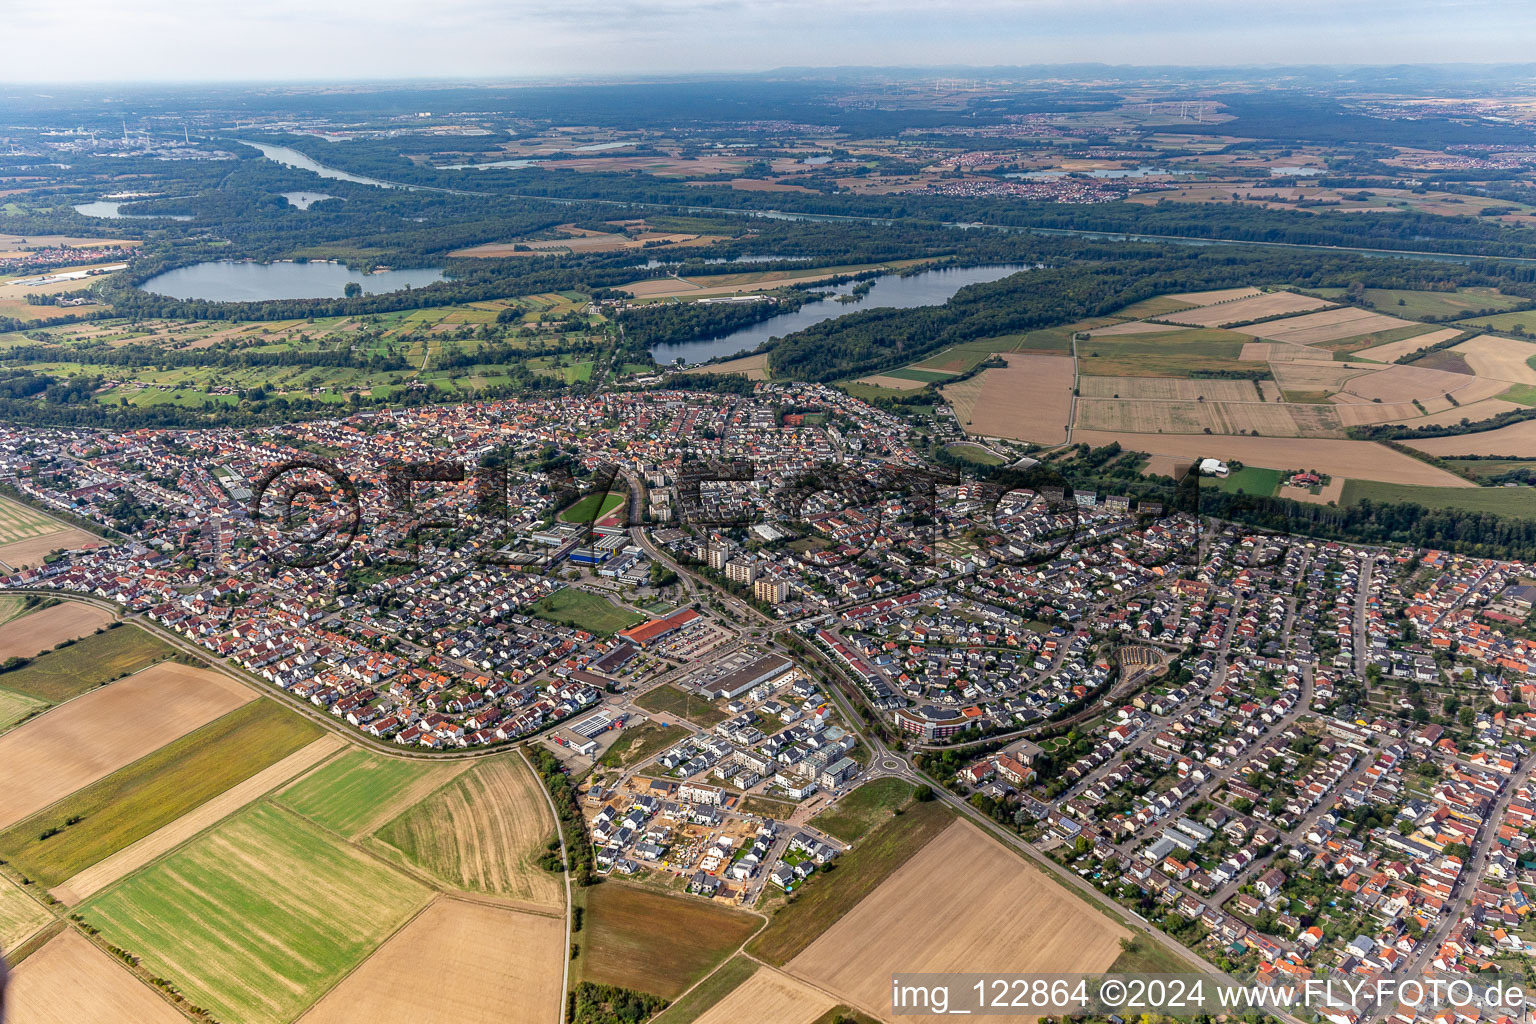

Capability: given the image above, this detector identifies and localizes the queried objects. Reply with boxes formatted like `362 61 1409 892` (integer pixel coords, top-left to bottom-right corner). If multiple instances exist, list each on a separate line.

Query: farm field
1306 287 1526 321
80 802 432 1024
0 688 45 732
1407 419 1536 457
0 873 54 952
0 601 114 660
374 753 563 908
0 698 325 888
1353 327 1463 363
1074 396 1344 437
5 929 186 1024
0 663 254 829
0 528 103 570
1453 310 1536 333
576 882 760 999
1076 328 1252 377
809 777 915 843
1338 480 1536 518
531 587 645 635
1210 466 1284 496
683 353 769 379
0 624 174 704
1240 306 1417 346
1072 429 1474 487
749 798 955 966
651 955 761 1024
1077 376 1261 402
1161 290 1327 327
0 494 81 546
299 897 566 1024
692 966 836 1024
942 353 1073 443
1450 334 1536 384
786 820 1130 1024
636 683 729 727
55 734 345 904
276 746 470 838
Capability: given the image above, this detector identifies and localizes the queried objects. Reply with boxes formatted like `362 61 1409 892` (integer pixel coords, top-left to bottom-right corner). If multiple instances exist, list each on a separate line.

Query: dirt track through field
0 602 115 660
53 735 347 904
298 897 565 1024
787 820 1128 1024
8 929 185 1024
0 664 253 829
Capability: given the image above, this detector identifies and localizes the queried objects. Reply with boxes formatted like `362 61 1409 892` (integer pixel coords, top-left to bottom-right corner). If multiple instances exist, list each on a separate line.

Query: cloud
2 0 1532 82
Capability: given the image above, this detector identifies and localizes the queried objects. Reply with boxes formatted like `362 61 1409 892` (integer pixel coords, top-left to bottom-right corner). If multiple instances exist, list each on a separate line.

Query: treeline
1203 490 1536 561
525 745 596 885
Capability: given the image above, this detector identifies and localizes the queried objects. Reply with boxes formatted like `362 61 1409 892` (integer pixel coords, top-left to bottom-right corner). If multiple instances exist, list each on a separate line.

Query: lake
75 201 192 221
140 261 446 302
650 263 1033 365
282 192 340 209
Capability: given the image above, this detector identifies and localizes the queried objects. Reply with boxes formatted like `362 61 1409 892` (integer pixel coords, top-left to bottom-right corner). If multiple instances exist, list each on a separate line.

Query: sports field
81 801 431 1024
374 754 563 908
0 698 324 887
0 602 114 660
0 663 254 829
787 820 1129 1023
577 882 760 999
300 897 565 1024
532 587 645 636
559 491 626 523
276 747 470 838
0 624 174 704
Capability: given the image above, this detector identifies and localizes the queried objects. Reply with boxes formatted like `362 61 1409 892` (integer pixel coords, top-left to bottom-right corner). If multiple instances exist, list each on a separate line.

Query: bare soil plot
1354 327 1463 363
0 529 103 570
1166 286 1260 305
374 754 563 909
1342 365 1485 403
788 820 1128 1024
1163 291 1328 327
943 353 1074 443
693 967 836 1024
0 602 115 660
1077 376 1258 402
1408 418 1536 456
1071 429 1475 486
53 734 346 905
1244 307 1418 346
299 897 565 1024
683 353 768 379
6 929 184 1024
0 873 54 952
0 664 253 829
1450 334 1536 384
1076 398 1344 437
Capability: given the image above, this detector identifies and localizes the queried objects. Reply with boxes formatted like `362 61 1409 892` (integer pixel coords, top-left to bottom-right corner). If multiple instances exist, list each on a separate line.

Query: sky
4 0 1535 82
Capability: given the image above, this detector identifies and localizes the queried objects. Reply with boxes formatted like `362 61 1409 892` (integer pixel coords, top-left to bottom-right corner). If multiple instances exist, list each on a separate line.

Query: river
650 263 1033 365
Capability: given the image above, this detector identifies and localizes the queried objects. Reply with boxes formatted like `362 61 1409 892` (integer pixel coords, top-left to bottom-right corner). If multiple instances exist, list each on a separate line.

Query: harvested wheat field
1077 376 1259 402
374 754 563 909
54 734 346 905
0 529 103 570
0 872 54 952
1270 359 1373 393
1075 398 1344 437
0 602 115 660
1329 401 1426 428
1166 286 1260 305
855 374 928 390
7 929 184 1024
1354 327 1462 364
1408 418 1536 456
299 897 565 1024
683 353 768 379
1245 307 1417 346
694 967 836 1024
1450 334 1536 384
0 664 253 829
1342 365 1495 405
788 820 1128 1024
943 354 1073 443
1163 291 1327 328
1403 399 1525 428
1071 429 1476 486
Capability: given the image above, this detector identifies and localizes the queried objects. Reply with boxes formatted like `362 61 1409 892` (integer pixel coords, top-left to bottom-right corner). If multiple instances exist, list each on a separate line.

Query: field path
53 734 347 904
522 749 571 1024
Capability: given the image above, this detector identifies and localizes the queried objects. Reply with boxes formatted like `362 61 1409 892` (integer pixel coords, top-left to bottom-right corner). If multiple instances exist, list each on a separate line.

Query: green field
883 367 955 383
1453 310 1536 334
82 802 431 1024
650 955 760 1024
575 882 760 999
0 699 323 887
747 798 955 966
1111 296 1199 318
1339 479 1536 518
1078 329 1251 377
1311 287 1525 322
599 721 682 768
635 683 728 727
1109 935 1191 974
1443 458 1536 480
943 442 1006 466
809 778 917 843
559 491 626 523
0 625 174 704
1499 383 1536 407
274 747 462 837
1210 466 1283 497
0 687 45 732
531 587 644 636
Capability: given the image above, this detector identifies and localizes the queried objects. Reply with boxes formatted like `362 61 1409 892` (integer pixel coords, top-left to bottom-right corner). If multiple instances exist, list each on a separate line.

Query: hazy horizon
5 0 1533 84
